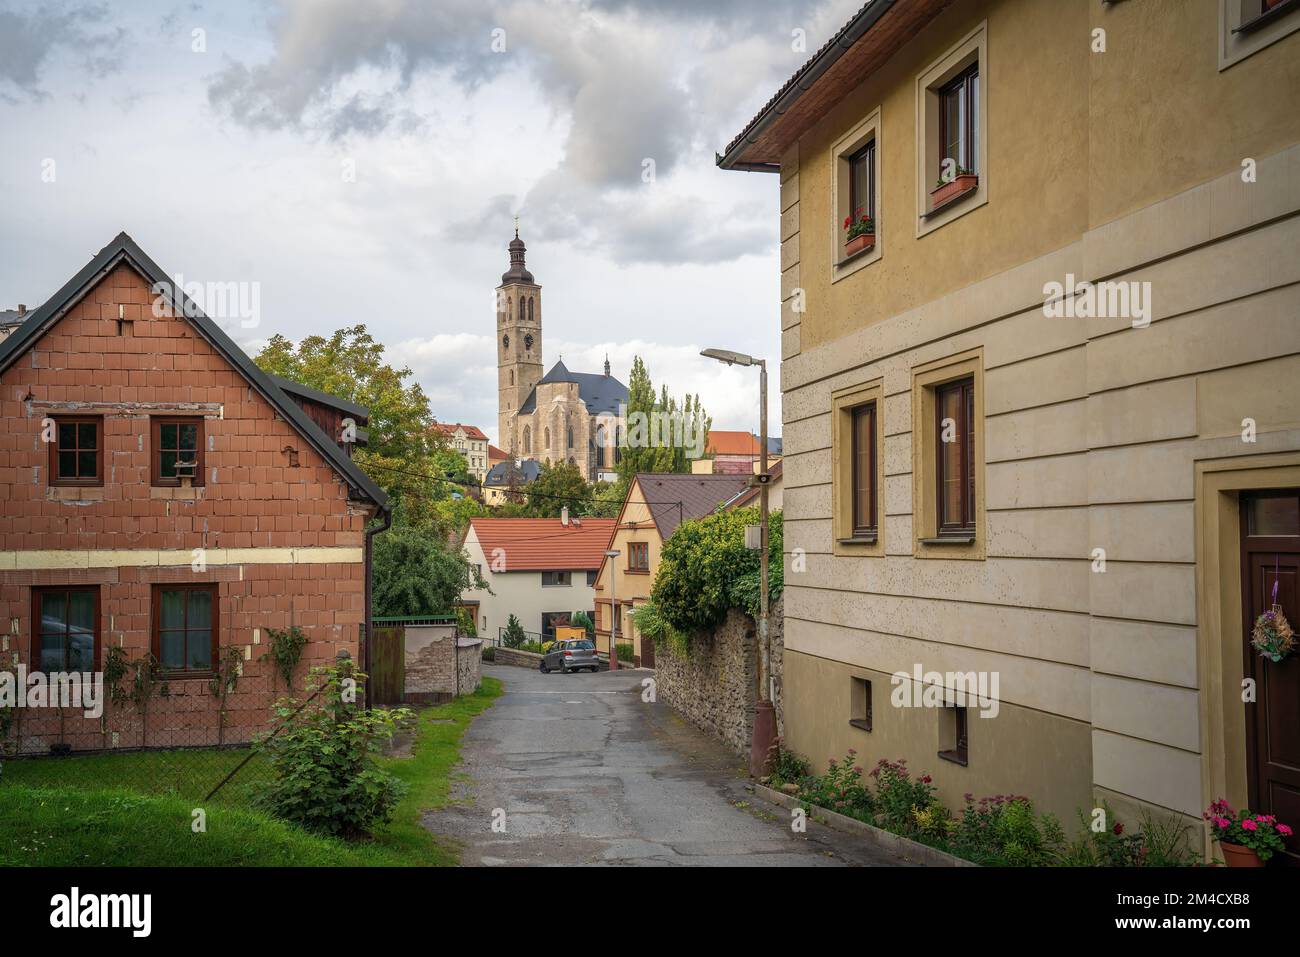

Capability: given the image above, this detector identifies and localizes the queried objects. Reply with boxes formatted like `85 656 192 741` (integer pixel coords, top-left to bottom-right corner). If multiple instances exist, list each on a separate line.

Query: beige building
721 0 1300 859
431 422 490 483
593 473 750 667
495 228 627 479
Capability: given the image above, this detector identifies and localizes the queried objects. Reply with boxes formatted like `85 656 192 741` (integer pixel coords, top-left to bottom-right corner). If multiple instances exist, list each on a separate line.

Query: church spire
501 218 534 284
604 354 611 377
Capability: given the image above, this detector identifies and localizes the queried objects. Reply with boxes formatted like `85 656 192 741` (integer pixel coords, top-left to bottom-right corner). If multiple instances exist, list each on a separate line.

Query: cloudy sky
0 0 860 445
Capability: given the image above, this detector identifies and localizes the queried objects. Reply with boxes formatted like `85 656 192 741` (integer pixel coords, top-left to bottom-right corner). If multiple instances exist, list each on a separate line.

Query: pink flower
1113 822 1124 835
1213 817 1230 829
921 775 932 784
1242 818 1258 831
1279 824 1293 837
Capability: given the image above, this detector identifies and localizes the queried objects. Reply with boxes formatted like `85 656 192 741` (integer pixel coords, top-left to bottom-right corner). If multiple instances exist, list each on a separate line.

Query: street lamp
604 548 620 672
701 347 773 778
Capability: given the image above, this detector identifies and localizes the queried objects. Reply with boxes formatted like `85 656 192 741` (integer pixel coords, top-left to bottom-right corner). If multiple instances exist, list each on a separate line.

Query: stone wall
654 597 784 757
456 637 483 694
493 646 543 669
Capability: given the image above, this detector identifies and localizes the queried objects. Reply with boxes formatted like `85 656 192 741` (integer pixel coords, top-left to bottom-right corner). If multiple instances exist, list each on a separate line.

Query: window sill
849 719 873 733
1234 0 1299 34
159 670 217 682
837 534 878 546
624 568 650 575
918 533 976 545
923 184 978 218
937 749 968 767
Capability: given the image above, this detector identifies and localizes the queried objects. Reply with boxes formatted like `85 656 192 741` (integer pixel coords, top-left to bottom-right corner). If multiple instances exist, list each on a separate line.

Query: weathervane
514 213 520 238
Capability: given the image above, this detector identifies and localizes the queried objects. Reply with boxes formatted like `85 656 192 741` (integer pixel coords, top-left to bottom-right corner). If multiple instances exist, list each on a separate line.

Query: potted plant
931 166 977 209
1204 799 1293 866
842 208 875 256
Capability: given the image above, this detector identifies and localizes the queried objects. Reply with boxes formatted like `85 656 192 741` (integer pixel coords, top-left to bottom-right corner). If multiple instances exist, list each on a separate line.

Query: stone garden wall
654 597 784 756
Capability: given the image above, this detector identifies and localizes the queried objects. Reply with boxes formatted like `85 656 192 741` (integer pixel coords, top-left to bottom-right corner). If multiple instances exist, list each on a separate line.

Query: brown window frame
541 570 572 587
32 585 101 672
48 416 103 487
847 139 876 225
851 403 878 538
627 541 650 572
150 582 219 677
935 377 976 537
151 416 205 487
939 705 969 766
938 62 979 177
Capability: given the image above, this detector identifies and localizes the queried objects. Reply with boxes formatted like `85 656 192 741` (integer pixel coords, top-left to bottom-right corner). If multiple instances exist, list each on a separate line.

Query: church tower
496 224 543 457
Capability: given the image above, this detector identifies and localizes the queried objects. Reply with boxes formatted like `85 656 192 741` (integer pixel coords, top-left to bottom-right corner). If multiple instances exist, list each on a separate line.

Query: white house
460 513 615 643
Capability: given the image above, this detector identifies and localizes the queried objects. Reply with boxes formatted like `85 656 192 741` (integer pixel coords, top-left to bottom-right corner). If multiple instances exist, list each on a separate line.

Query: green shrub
869 758 940 834
615 643 634 663
481 646 495 662
801 749 875 821
255 663 414 838
502 614 526 649
651 507 782 637
766 738 811 787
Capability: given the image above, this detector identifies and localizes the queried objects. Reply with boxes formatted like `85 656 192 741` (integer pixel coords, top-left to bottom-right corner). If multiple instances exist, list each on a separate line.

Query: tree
588 476 628 518
502 614 526 649
371 524 488 617
616 355 710 481
521 461 591 518
254 325 456 525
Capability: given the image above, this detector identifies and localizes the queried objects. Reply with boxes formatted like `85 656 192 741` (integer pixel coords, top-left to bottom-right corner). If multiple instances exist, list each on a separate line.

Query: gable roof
519 359 629 416
487 444 508 461
465 517 616 571
432 422 488 441
484 458 542 487
633 472 752 540
0 232 387 508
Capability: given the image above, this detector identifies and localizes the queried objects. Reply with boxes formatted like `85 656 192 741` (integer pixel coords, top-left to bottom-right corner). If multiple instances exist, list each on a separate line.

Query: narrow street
422 664 910 866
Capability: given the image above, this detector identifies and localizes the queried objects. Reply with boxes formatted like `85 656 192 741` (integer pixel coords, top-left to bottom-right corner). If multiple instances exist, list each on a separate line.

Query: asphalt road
422 663 910 866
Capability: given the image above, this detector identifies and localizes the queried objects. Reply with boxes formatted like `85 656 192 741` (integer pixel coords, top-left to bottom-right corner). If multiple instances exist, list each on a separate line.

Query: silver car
539 638 600 674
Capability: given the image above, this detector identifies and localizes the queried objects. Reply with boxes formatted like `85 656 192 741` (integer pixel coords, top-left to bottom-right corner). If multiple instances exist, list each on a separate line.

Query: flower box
844 233 875 257
930 173 978 209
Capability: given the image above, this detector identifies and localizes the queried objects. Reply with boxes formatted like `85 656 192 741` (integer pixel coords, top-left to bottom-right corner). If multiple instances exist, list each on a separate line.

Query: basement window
939 705 969 766
850 677 873 732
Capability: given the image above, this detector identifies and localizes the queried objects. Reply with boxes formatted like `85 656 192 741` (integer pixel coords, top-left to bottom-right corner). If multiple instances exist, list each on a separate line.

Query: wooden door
1241 491 1300 864
369 625 405 706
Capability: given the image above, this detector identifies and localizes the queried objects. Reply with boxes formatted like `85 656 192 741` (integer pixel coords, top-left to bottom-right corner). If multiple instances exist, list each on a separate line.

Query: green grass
2 746 271 805
0 677 502 867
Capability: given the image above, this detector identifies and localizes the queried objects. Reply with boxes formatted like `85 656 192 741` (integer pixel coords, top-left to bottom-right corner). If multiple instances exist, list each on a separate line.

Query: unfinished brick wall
0 261 376 754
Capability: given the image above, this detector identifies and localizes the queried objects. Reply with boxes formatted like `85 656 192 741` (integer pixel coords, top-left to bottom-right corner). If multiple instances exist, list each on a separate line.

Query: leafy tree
651 507 783 636
254 325 457 525
371 524 488 617
616 355 710 480
521 461 591 518
571 610 596 639
589 476 628 518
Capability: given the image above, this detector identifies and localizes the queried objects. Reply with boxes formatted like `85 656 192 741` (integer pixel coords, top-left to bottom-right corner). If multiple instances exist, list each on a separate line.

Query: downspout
363 502 392 692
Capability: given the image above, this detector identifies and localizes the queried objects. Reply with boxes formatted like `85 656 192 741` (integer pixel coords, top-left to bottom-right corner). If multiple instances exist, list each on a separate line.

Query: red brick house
0 233 389 754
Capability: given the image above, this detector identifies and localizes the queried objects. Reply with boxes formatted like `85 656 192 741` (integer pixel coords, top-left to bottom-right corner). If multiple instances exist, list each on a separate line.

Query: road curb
749 782 978 867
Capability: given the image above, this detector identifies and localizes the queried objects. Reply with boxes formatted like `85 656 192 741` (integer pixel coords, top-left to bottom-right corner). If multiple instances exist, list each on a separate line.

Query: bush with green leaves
801 749 875 821
615 643 635 663
254 663 414 838
651 506 783 638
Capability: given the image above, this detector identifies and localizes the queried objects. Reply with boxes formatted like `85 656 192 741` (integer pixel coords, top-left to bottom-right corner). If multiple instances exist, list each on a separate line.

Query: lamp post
701 348 772 778
605 548 620 671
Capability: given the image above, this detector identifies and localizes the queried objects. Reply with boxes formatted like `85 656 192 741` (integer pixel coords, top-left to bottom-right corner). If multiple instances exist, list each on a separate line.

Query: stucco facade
725 0 1300 852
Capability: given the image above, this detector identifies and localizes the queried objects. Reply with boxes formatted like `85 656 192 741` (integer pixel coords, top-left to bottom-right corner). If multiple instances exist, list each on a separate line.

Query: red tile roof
432 422 488 441
465 517 616 571
487 444 508 461
706 430 764 456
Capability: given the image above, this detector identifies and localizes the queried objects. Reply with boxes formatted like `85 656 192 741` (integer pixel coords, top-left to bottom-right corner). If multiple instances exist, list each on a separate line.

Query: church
496 227 627 481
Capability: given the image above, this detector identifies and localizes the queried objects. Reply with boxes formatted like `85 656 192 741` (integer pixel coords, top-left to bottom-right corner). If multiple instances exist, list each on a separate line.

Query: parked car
539 639 599 674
